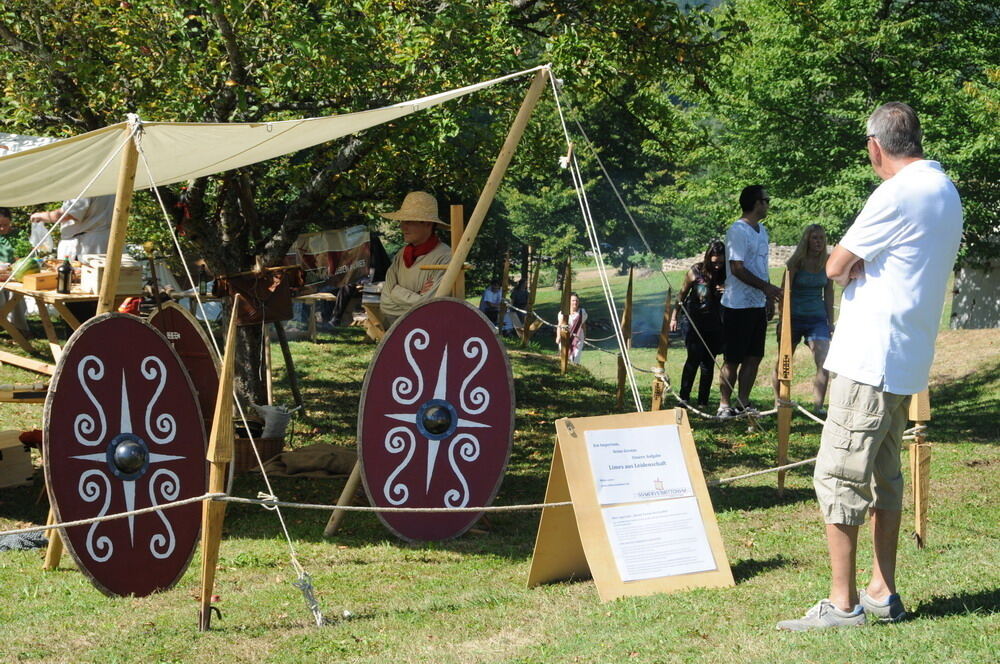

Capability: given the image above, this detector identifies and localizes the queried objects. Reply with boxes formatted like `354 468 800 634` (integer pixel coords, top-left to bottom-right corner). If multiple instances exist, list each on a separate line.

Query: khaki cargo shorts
813 374 911 526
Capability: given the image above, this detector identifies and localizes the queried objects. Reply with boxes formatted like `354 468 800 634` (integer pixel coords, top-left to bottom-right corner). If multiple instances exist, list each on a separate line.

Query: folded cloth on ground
254 443 357 478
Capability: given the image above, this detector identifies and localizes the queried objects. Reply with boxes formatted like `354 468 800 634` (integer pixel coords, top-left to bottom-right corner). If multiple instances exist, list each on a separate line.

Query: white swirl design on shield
383 426 416 505
79 469 113 562
443 433 481 508
148 469 179 559
392 328 428 405
459 337 490 415
141 356 176 444
74 355 107 446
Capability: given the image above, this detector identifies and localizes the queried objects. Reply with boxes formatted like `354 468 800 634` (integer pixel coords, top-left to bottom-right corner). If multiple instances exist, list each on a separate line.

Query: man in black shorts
718 185 782 417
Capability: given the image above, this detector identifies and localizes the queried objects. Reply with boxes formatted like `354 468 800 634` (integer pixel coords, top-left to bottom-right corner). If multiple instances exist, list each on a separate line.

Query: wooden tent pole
908 389 931 548
434 68 549 298
96 122 140 316
325 69 548 538
198 296 240 630
521 251 540 347
449 205 465 299
776 270 793 495
651 284 672 411
43 120 140 571
558 258 572 374
616 267 634 410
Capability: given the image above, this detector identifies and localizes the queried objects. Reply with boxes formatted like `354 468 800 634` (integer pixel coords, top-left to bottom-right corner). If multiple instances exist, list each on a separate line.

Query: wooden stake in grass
521 250 541 347
616 267 634 410
650 285 672 411
908 389 931 548
559 258 572 374
497 255 510 332
199 297 240 631
776 270 793 495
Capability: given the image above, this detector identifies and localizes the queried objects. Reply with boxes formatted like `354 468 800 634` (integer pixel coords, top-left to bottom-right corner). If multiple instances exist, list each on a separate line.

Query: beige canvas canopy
0 66 544 207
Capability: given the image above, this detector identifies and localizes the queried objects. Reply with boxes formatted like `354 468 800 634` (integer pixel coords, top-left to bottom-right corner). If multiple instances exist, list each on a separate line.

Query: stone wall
662 244 794 272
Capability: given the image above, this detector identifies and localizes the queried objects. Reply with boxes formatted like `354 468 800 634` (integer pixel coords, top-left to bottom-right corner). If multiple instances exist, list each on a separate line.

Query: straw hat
380 191 450 228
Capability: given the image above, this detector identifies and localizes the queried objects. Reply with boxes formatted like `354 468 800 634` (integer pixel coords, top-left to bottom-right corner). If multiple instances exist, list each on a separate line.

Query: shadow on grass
731 555 792 583
710 485 815 512
915 587 1000 618
927 361 1000 445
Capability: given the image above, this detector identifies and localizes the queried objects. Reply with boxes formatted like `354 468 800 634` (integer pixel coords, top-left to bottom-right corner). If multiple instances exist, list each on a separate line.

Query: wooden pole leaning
497 255 511 332
558 258 572 374
324 70 549 538
776 270 793 495
44 120 141 571
449 205 465 299
96 122 141 316
650 285 672 411
434 67 549 299
908 389 931 548
198 296 240 631
521 251 541 347
616 267 635 410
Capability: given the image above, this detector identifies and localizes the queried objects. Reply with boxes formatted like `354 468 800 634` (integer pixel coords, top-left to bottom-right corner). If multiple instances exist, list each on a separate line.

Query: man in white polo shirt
778 102 963 631
718 185 782 417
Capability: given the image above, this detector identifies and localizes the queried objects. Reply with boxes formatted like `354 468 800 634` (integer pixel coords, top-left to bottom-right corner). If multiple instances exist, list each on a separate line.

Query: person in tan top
378 191 452 326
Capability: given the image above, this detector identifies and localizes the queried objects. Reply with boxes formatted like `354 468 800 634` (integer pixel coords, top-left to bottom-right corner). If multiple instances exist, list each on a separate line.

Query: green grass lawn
0 269 997 664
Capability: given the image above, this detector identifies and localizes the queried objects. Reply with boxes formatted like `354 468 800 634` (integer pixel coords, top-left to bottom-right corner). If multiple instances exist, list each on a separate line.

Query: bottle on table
57 258 73 294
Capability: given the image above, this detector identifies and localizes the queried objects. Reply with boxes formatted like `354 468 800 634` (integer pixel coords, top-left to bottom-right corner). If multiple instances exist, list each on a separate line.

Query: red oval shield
44 314 207 597
147 302 220 433
359 298 514 541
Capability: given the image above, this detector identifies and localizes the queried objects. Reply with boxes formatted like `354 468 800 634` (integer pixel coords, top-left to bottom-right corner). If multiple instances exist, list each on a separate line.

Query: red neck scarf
402 234 439 268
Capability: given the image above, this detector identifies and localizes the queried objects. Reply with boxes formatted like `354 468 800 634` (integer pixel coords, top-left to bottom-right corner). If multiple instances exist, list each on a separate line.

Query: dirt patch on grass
929 328 1000 386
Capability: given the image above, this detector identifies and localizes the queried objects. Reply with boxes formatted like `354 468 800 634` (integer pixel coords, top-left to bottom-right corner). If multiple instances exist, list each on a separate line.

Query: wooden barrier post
198 296 239 630
449 205 465 299
776 270 793 495
908 389 931 548
558 258 572 374
650 285 672 411
521 252 540 347
616 267 634 410
497 254 511 332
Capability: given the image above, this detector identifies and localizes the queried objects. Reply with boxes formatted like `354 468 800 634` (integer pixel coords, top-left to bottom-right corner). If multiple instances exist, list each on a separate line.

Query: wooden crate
232 437 284 474
22 271 58 291
81 261 144 295
0 431 34 489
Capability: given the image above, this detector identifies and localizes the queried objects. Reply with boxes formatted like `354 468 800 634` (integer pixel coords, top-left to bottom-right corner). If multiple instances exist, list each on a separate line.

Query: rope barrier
219 495 572 513
0 493 224 537
708 458 817 486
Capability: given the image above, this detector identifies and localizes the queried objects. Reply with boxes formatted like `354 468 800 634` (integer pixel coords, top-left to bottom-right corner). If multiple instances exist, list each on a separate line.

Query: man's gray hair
867 102 923 158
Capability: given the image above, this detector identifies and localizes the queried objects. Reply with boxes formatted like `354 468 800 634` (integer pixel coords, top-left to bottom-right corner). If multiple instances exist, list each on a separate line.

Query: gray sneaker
776 599 866 631
860 590 907 623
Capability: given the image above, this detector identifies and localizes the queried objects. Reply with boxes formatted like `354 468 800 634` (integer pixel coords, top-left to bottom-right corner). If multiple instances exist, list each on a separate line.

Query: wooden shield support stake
776 270 793 495
324 67 549 537
908 389 931 548
43 314 206 596
358 299 515 541
616 267 634 409
650 285 672 411
559 258 572 374
199 297 240 630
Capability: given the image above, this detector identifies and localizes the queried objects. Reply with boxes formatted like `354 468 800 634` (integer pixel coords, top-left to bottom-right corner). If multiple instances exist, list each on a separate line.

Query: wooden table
0 282 136 375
